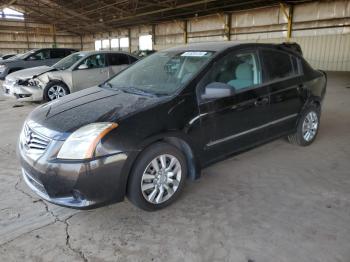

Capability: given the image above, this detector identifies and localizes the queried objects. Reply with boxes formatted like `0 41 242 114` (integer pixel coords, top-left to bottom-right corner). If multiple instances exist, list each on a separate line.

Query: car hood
7 66 53 80
27 86 161 140
0 57 22 65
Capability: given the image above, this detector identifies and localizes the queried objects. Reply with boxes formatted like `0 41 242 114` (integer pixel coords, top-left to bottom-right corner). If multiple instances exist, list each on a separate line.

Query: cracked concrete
0 72 350 262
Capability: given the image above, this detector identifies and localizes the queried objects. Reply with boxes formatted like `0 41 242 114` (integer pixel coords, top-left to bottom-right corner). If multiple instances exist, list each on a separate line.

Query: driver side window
29 50 50 60
199 50 261 99
80 54 106 69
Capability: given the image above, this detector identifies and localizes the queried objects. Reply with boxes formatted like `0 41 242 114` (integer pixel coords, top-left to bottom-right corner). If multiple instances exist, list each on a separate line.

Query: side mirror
201 82 235 100
78 64 88 70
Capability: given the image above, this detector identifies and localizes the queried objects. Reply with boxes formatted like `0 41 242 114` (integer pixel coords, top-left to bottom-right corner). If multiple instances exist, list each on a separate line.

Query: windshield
107 50 215 96
53 52 88 70
16 50 37 59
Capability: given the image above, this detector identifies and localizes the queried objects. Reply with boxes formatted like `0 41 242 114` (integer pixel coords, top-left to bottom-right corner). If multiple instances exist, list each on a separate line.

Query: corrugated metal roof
4 0 314 34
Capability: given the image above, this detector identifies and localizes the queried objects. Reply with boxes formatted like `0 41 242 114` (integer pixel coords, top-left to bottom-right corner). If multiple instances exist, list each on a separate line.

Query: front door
25 49 51 67
197 48 271 164
72 54 109 91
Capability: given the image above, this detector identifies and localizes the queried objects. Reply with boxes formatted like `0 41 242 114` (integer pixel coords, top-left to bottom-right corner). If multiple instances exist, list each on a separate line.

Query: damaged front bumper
3 80 43 101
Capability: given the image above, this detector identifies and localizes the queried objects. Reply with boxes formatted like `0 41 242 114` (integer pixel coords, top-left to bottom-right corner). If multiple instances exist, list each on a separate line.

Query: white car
3 51 138 102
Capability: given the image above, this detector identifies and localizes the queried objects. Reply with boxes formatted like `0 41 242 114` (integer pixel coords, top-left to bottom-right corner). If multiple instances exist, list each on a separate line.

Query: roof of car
164 41 302 56
165 41 242 52
32 48 76 50
164 41 291 52
75 50 138 57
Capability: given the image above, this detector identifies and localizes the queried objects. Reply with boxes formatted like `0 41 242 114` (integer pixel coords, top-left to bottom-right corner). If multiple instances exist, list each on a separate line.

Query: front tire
43 81 69 101
127 142 187 211
288 104 321 146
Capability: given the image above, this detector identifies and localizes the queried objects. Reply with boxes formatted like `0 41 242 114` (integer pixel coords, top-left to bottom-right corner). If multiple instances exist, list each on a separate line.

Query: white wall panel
232 6 286 28
294 0 350 22
234 34 350 71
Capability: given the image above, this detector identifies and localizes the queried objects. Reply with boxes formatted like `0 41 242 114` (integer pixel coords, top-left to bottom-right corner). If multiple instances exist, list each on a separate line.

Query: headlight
0 65 6 71
18 78 40 86
28 78 40 86
57 122 118 160
18 79 29 85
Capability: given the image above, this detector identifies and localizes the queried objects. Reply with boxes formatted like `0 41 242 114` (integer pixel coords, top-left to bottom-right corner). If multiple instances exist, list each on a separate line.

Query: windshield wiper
100 82 113 89
121 86 156 97
151 92 169 97
105 82 113 88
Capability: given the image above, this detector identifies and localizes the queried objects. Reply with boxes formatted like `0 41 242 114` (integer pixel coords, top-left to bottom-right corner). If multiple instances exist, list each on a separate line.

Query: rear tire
288 104 321 146
127 142 187 211
43 81 69 102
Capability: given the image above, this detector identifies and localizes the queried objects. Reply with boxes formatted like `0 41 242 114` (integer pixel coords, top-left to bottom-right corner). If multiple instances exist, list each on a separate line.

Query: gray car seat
227 63 253 90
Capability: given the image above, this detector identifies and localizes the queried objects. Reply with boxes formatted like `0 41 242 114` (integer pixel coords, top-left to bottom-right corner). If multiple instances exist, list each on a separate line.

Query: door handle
254 97 269 107
297 84 304 92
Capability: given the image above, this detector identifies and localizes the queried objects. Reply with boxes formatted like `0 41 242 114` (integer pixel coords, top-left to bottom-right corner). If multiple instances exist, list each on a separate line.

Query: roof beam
68 0 220 31
0 0 17 9
33 0 114 31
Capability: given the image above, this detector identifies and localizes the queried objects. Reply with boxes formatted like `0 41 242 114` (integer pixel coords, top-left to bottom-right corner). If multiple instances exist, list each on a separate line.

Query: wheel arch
162 136 201 181
45 79 69 89
309 97 321 108
139 133 201 181
302 96 322 114
123 132 202 193
43 79 70 100
296 96 322 129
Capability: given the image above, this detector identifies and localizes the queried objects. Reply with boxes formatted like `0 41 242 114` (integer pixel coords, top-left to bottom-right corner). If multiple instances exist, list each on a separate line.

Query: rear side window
301 59 315 75
108 54 130 66
66 49 77 56
50 49 67 59
261 49 294 81
129 56 138 64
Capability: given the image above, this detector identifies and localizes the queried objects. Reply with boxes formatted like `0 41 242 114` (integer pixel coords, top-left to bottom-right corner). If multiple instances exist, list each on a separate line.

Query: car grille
22 124 51 152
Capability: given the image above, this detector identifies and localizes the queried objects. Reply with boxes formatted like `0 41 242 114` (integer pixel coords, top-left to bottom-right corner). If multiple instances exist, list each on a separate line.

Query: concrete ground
0 72 349 262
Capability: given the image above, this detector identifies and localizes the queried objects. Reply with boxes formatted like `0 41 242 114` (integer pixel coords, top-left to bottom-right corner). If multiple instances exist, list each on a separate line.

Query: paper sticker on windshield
181 52 207 57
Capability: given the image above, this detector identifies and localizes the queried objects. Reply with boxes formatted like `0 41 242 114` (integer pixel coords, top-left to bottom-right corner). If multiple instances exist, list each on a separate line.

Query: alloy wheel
141 154 182 204
47 85 67 100
302 111 318 142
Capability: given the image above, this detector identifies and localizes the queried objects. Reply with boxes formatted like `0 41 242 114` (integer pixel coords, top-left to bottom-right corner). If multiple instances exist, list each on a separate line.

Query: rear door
71 53 109 91
259 48 303 138
197 48 271 163
107 53 131 76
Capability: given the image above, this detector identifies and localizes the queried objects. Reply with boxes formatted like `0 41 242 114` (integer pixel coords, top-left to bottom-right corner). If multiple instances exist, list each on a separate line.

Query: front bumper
0 68 9 80
3 81 43 102
0 72 6 80
19 137 131 209
22 168 93 208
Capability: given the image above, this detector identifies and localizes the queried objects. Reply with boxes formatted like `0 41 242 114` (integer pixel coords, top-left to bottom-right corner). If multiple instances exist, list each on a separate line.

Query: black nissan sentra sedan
19 42 326 211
